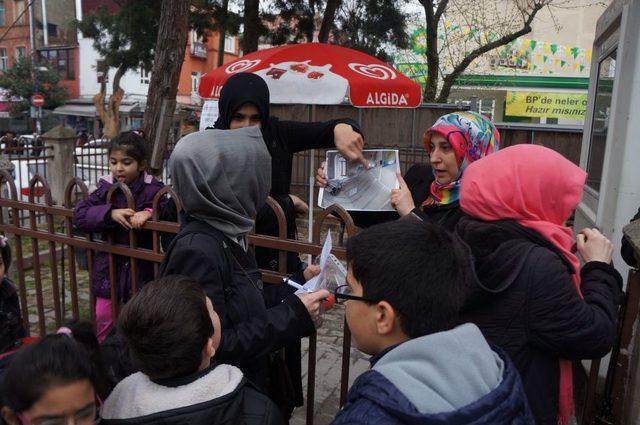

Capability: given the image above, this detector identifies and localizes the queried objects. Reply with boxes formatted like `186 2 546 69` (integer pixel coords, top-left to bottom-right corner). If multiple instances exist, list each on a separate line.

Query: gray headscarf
169 126 272 240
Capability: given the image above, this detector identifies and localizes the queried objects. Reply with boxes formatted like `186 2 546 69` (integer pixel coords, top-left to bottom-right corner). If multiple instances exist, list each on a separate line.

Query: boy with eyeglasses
331 220 534 424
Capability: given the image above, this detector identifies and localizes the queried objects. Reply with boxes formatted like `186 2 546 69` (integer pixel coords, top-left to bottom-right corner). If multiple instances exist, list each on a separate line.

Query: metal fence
0 172 355 425
74 139 174 191
1 170 634 425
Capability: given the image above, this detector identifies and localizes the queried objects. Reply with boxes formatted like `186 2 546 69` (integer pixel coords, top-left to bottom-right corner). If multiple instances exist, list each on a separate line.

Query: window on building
191 72 200 94
0 48 7 70
14 46 25 60
14 0 25 25
140 66 151 85
39 49 75 80
224 35 236 53
0 1 5 27
586 49 617 192
479 99 496 121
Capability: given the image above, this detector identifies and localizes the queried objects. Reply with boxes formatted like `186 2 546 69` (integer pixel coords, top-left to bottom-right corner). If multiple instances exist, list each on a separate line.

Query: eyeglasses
333 285 379 304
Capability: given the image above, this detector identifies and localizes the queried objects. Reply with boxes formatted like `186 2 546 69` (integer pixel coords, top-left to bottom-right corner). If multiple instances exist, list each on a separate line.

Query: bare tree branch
435 1 546 103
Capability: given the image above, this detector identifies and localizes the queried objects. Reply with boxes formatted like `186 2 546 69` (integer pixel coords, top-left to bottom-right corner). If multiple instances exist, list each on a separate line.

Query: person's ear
375 301 398 336
204 336 215 359
1 406 20 425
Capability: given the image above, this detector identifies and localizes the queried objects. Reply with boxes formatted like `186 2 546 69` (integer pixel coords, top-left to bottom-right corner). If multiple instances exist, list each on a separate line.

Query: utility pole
28 0 41 135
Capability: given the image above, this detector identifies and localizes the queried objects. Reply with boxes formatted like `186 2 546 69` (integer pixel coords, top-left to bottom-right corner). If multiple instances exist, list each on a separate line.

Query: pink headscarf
460 144 587 425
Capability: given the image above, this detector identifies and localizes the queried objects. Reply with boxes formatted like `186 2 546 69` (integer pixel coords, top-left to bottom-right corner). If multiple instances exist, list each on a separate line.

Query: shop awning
53 104 96 117
53 102 141 117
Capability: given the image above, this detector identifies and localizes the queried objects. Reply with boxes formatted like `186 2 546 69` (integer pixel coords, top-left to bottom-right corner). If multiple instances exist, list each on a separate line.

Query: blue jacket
332 324 534 425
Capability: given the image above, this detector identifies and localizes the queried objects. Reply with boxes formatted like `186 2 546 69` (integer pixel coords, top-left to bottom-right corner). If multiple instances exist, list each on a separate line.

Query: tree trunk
318 0 342 43
422 1 439 102
242 0 260 53
142 0 189 174
217 0 230 66
93 65 127 139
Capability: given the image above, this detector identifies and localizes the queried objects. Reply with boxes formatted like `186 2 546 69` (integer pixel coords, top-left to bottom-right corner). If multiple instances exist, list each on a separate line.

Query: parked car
74 138 110 192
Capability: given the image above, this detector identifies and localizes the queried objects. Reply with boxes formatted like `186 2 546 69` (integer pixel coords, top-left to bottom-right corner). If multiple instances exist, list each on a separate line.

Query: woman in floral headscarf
391 111 500 230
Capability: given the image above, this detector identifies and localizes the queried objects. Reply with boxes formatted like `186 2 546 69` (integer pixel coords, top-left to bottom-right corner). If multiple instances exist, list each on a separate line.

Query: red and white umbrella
198 43 421 108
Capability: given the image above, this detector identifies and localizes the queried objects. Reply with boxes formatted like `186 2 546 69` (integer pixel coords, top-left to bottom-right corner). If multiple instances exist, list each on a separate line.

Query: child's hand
130 210 153 230
111 209 135 229
303 264 321 281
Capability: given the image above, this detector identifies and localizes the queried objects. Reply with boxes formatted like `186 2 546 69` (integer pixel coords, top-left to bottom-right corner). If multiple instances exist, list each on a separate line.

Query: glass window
140 66 151 85
38 48 74 80
224 35 235 54
14 0 25 25
479 99 496 121
191 72 200 94
0 1 5 27
586 49 617 192
0 48 7 70
14 46 25 59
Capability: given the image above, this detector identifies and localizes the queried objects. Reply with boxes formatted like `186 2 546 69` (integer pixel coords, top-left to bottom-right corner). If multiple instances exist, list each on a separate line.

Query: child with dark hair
73 131 167 342
0 333 99 425
100 275 284 425
0 236 26 356
331 220 534 425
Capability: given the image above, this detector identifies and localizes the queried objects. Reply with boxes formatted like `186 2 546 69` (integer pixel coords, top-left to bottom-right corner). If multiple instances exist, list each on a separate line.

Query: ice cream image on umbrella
254 61 349 104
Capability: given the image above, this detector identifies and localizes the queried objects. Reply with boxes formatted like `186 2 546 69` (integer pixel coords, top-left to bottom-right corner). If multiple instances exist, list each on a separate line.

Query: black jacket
158 217 315 394
456 217 622 424
621 207 640 268
0 278 25 354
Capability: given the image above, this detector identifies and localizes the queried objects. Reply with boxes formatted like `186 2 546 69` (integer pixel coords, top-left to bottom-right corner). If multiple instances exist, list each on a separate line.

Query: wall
0 0 31 69
177 32 240 105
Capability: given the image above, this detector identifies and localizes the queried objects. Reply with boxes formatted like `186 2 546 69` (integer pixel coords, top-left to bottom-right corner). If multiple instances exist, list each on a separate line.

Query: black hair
108 131 147 164
1 236 11 271
346 220 476 338
65 320 113 400
118 275 214 381
2 334 94 412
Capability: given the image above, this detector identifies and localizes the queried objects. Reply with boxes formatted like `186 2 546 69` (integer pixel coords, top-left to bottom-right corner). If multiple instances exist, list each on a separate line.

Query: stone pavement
290 304 370 425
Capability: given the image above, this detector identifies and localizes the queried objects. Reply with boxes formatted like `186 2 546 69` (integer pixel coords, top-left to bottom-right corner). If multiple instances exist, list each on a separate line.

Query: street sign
31 94 45 107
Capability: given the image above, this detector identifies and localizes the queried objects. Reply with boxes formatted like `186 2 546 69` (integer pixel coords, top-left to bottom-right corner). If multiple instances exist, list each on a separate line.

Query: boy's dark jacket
332 324 534 425
100 364 283 425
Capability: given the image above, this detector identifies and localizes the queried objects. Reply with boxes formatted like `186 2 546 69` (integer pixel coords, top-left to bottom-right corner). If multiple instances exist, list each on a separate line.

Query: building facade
396 0 609 124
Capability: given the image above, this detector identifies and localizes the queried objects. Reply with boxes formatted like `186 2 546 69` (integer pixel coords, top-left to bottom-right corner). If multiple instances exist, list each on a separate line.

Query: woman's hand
110 208 135 230
130 210 153 229
315 161 328 188
577 228 614 264
390 173 415 216
334 124 369 168
288 194 309 217
297 289 331 326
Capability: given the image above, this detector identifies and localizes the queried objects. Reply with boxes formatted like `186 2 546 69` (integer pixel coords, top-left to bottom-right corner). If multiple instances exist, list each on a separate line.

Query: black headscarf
213 73 270 130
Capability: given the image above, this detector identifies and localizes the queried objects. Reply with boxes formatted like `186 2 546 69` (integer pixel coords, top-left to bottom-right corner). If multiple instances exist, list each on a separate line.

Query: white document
298 232 347 294
318 149 400 211
199 100 219 131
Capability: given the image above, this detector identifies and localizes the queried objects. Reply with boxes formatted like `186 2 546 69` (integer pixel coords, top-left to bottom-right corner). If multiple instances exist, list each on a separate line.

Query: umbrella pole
307 105 316 254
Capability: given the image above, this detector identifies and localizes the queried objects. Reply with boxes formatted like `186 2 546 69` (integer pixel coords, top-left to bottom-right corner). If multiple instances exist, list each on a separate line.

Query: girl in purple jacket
73 132 165 342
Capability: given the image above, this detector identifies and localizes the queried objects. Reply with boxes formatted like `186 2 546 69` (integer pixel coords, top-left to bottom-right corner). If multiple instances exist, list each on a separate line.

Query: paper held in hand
318 149 400 211
297 232 347 295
